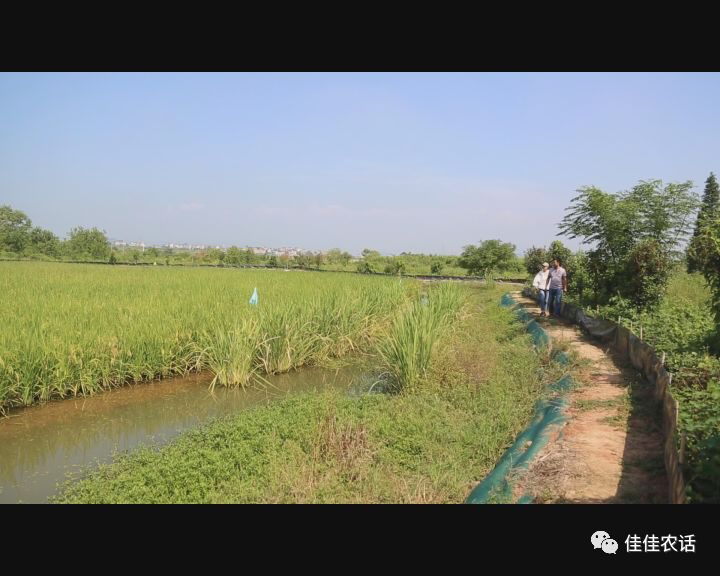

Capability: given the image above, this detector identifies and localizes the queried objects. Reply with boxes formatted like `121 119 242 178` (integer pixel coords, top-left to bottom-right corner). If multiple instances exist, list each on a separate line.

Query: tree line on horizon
3 173 719 298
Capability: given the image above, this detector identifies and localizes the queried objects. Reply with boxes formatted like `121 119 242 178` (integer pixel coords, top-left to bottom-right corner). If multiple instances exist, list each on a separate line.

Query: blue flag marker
249 287 258 306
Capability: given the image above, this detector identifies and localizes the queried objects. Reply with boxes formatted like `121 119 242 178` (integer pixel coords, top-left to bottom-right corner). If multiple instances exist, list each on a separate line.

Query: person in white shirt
532 262 550 316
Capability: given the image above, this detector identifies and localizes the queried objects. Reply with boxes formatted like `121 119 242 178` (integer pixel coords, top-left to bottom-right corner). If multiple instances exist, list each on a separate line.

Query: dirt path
511 291 667 503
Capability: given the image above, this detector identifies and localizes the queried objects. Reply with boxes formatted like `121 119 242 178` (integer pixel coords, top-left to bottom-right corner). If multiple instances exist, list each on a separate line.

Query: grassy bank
56 285 561 503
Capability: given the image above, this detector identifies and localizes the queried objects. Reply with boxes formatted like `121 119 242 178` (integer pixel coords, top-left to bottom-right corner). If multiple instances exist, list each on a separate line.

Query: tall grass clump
377 283 464 392
484 270 495 288
198 317 262 389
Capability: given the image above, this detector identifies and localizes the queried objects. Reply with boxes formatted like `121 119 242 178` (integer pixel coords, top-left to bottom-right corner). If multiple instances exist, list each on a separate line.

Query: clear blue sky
2 72 719 255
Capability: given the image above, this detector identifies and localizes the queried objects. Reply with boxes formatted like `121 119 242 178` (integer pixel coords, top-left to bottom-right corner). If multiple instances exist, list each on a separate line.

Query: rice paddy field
55 283 558 503
0 262 418 411
2 261 558 503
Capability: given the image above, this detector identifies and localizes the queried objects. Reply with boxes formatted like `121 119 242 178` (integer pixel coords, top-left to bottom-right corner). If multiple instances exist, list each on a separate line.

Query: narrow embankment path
511 291 667 503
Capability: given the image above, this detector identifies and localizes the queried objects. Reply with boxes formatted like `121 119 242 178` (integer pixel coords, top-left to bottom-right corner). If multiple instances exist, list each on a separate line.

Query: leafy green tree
225 246 242 266
523 246 548 275
383 260 405 275
325 248 342 264
65 227 111 261
357 260 374 274
27 227 61 257
547 240 572 267
458 240 516 277
569 251 591 304
205 248 224 264
692 214 720 352
559 180 698 309
430 260 444 275
0 205 32 253
559 186 637 275
623 239 671 309
623 180 697 253
688 172 720 273
240 249 255 264
324 249 352 267
340 251 352 266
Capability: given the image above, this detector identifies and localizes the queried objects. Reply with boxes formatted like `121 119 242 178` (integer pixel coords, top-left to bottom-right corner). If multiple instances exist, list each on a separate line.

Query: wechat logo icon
591 531 618 554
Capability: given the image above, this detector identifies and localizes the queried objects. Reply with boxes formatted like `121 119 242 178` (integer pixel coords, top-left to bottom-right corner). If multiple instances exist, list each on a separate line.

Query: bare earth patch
511 292 667 504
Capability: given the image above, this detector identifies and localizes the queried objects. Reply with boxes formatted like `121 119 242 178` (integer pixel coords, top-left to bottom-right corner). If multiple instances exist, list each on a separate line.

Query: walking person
545 259 567 317
532 262 550 316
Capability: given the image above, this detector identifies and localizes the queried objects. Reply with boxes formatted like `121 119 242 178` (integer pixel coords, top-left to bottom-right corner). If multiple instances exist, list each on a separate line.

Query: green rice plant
484 271 496 288
377 283 464 392
198 317 262 389
256 304 322 374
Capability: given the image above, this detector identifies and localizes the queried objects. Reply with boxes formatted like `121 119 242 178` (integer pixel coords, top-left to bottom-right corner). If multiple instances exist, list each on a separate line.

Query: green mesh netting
466 294 571 504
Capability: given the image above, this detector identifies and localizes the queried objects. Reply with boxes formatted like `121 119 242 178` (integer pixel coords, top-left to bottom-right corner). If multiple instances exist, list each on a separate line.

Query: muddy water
0 365 376 503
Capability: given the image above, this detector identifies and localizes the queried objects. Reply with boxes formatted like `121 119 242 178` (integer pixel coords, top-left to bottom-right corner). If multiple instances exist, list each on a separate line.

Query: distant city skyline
3 72 719 255
108 237 420 257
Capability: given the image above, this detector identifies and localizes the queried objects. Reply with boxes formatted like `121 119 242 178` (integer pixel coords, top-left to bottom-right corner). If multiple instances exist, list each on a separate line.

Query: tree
559 186 637 273
569 251 591 304
688 172 720 273
691 214 720 352
225 246 242 266
325 248 342 265
559 180 699 309
383 260 405 275
244 248 255 265
547 240 572 267
458 240 516 277
357 260 374 274
523 246 548 275
430 259 444 275
205 248 224 264
65 227 111 261
623 180 697 253
623 239 671 309
27 227 60 257
0 205 32 253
